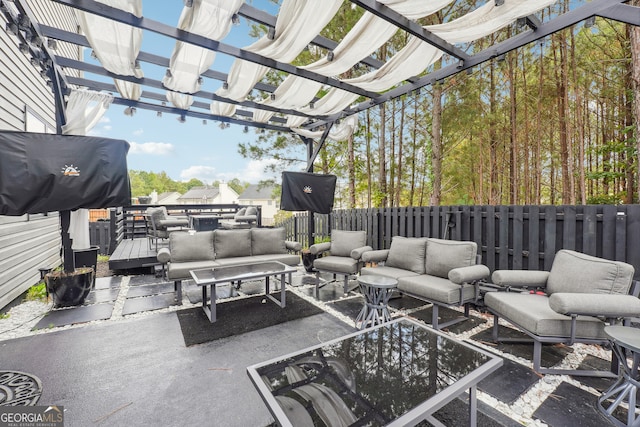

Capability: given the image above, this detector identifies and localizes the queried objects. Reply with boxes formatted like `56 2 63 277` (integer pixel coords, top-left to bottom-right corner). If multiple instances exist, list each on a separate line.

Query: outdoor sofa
157 228 302 304
485 249 640 376
360 236 490 329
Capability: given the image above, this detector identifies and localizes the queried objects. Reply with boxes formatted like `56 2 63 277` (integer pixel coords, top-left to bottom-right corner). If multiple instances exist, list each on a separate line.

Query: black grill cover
0 131 131 215
280 171 336 214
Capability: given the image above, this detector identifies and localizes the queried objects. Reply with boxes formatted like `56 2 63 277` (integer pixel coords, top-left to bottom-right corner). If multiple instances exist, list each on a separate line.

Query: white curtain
210 0 342 116
62 89 114 250
427 0 557 44
253 0 451 124
76 0 143 100
163 0 243 108
292 114 358 141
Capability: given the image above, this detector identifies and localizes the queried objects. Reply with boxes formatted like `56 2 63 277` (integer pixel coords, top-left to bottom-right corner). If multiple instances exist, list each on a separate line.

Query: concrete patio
0 267 629 426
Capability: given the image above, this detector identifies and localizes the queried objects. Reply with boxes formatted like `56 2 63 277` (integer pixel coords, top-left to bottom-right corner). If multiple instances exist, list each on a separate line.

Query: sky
86 0 308 185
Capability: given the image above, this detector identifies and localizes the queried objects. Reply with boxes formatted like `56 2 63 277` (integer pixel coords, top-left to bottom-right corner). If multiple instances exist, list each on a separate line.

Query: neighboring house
238 184 279 226
155 191 182 205
0 2 80 309
177 183 239 205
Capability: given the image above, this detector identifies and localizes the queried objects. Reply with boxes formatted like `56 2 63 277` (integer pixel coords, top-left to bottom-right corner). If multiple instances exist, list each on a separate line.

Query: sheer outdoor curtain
75 0 143 101
62 89 114 250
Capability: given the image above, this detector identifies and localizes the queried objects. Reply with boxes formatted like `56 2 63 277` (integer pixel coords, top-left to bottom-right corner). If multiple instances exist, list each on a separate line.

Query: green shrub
25 282 48 302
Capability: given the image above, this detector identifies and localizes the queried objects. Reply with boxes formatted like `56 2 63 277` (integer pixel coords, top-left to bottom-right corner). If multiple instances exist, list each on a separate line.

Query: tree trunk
366 109 372 208
379 103 388 207
629 3 640 202
430 83 442 206
396 96 406 206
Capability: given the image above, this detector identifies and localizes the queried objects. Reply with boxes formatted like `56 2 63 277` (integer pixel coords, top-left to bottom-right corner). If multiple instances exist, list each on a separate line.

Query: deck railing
279 205 640 278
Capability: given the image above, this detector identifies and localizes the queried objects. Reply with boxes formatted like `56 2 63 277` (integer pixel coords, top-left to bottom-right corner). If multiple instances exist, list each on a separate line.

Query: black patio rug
176 291 324 347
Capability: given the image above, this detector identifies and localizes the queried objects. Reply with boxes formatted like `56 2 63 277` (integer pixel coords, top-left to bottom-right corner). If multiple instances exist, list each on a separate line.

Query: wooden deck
108 238 161 271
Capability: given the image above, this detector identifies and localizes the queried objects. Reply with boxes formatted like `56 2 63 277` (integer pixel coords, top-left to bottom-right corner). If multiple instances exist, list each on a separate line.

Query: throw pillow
425 238 477 278
214 229 252 258
386 236 428 274
547 249 634 295
252 228 287 255
330 230 366 257
170 231 215 262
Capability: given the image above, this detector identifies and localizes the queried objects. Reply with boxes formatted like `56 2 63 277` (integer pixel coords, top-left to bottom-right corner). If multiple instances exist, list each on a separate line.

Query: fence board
563 205 576 251
528 206 540 270
485 206 496 272
512 206 523 270
543 206 556 270
498 206 509 270
583 205 597 256
602 205 616 260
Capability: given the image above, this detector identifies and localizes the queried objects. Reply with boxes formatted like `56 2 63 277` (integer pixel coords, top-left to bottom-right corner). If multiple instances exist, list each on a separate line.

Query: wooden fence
281 205 640 278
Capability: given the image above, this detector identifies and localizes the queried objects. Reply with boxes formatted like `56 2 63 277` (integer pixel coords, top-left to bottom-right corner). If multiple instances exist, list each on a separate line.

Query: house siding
0 1 78 309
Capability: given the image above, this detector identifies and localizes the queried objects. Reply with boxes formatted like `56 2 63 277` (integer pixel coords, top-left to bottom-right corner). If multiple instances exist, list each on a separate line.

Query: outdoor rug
177 291 324 346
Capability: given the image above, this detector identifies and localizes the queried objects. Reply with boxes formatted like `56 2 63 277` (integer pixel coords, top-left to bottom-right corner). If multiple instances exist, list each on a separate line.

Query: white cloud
133 128 144 136
87 116 112 136
180 165 218 184
128 141 174 155
217 159 279 183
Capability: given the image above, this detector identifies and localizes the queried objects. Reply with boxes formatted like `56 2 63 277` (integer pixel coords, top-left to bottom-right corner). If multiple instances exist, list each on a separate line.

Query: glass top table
190 261 296 323
247 317 502 427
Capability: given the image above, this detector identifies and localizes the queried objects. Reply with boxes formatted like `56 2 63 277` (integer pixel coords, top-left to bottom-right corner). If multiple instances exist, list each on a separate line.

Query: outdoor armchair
310 230 372 297
220 206 259 229
485 249 640 377
145 206 190 251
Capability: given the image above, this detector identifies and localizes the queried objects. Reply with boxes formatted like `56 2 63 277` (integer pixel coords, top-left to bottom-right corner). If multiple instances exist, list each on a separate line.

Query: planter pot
301 251 321 273
45 267 94 307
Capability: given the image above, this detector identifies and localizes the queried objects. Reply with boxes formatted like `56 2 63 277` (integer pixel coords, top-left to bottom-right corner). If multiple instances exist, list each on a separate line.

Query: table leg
201 284 217 323
265 273 286 308
469 385 477 427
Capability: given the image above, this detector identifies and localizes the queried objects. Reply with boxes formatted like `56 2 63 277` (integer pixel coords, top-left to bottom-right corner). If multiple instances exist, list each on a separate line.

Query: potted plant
301 236 331 273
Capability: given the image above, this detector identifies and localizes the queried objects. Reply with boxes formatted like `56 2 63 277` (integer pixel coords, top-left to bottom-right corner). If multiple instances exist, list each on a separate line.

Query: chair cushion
147 206 166 227
170 231 215 262
484 291 606 339
214 229 252 259
361 266 420 281
386 237 428 274
330 230 367 257
425 238 477 278
314 256 359 275
398 275 475 305
547 249 634 295
252 228 287 255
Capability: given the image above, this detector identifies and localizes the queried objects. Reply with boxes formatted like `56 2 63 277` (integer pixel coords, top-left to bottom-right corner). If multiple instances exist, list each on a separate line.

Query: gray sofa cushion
168 260 218 280
330 230 366 257
425 238 477 278
314 256 360 274
386 237 428 274
398 275 476 305
547 249 634 295
170 231 215 262
252 228 287 255
214 229 251 259
484 291 606 339
361 266 420 280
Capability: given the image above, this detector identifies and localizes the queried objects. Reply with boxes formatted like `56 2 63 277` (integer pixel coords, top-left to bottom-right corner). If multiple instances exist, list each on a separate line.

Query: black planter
301 251 321 273
45 268 94 307
73 246 99 287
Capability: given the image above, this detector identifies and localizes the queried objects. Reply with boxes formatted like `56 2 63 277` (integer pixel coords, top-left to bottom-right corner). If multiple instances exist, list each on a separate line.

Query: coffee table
190 261 296 323
247 317 502 426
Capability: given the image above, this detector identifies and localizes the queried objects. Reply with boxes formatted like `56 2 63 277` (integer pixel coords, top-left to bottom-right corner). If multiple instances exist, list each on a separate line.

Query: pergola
4 0 640 170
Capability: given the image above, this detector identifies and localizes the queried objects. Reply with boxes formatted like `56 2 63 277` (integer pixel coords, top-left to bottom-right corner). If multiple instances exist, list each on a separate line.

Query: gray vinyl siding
0 2 78 309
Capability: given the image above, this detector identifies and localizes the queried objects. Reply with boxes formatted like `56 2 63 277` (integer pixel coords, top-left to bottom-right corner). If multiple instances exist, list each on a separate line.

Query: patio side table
356 275 398 329
598 325 640 427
